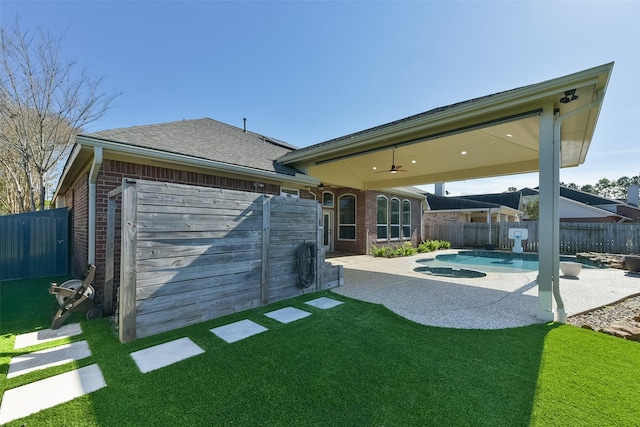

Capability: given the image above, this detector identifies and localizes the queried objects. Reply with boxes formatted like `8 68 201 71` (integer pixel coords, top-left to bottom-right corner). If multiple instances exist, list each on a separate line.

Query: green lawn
1 277 639 426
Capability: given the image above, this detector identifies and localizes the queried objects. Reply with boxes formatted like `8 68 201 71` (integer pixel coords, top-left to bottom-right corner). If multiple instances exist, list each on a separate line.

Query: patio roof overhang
279 63 613 190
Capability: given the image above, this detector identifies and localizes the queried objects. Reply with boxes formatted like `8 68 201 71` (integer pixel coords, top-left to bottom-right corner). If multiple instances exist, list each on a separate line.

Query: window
280 188 299 198
402 200 411 238
390 198 400 239
338 194 356 240
377 194 412 241
322 191 334 207
376 196 388 239
309 192 316 201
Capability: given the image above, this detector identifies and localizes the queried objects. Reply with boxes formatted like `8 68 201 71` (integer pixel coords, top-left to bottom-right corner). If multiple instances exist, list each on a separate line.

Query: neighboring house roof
523 185 629 207
455 192 522 210
426 193 503 211
557 186 624 207
82 118 301 175
520 187 631 221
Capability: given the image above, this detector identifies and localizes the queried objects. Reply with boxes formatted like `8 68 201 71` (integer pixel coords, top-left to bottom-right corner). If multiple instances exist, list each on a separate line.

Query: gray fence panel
0 208 69 281
426 221 639 254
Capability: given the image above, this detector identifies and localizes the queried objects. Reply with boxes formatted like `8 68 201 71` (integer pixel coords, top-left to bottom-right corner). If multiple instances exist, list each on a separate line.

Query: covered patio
280 63 614 322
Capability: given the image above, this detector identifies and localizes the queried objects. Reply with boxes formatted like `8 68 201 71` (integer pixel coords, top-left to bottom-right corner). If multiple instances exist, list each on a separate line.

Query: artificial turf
1 277 639 426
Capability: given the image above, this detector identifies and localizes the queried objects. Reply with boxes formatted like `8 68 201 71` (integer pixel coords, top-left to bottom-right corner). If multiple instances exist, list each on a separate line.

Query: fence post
316 201 322 291
119 179 137 343
261 195 271 305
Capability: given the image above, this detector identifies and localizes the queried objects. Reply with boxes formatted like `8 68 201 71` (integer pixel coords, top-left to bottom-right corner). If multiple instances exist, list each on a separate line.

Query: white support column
537 105 557 321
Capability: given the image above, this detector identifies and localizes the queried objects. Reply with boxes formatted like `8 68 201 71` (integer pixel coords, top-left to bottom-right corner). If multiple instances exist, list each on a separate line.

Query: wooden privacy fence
107 179 342 342
425 221 640 254
0 208 69 281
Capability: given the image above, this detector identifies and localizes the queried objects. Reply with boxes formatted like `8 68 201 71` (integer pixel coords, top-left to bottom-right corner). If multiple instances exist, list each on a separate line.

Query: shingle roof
287 85 524 156
558 186 622 206
520 186 625 206
426 194 502 210
455 192 522 210
83 118 301 175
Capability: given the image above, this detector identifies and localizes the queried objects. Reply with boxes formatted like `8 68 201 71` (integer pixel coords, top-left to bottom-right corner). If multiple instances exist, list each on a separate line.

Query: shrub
418 240 451 253
394 242 418 257
370 245 395 258
370 241 450 258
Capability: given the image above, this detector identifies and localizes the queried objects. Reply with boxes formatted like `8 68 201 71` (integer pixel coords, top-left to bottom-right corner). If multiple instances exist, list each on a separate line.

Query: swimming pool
415 251 599 275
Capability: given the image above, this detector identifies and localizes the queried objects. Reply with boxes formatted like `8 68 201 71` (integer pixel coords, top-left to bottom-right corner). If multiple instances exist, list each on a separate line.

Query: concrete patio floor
329 250 640 329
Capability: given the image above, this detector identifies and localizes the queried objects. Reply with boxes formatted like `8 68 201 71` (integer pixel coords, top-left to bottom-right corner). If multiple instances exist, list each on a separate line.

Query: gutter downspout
551 89 604 321
88 146 103 265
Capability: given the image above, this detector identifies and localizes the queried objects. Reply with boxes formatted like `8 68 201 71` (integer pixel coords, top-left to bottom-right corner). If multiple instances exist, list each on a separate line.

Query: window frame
322 191 334 208
402 199 411 239
338 194 356 241
376 195 388 240
280 188 299 198
390 197 401 239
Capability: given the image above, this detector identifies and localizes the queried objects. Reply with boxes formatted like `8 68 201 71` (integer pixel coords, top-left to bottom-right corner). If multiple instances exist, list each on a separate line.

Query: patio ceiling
279 63 613 190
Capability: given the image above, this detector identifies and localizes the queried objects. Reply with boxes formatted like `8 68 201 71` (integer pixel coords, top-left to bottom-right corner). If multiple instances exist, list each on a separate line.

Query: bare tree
0 19 120 212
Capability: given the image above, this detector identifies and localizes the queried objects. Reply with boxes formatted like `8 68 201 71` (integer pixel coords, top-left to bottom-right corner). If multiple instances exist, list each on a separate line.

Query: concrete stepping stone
264 306 311 324
7 340 92 379
210 319 267 343
305 297 343 309
0 364 106 425
130 337 205 373
14 323 83 349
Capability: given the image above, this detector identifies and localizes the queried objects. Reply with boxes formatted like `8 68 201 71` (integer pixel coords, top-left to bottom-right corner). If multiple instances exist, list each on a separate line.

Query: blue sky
1 1 638 196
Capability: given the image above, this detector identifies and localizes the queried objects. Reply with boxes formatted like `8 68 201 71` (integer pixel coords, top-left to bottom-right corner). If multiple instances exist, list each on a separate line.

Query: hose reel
298 242 317 288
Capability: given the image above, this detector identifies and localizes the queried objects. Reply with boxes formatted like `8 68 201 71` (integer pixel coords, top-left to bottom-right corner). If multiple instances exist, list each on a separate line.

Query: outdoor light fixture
559 89 579 104
317 182 324 190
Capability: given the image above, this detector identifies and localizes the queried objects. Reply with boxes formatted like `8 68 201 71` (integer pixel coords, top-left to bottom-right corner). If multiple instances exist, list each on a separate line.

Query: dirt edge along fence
107 179 342 343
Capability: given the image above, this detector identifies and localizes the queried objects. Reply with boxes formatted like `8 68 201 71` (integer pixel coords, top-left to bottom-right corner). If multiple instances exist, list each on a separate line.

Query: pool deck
329 249 640 329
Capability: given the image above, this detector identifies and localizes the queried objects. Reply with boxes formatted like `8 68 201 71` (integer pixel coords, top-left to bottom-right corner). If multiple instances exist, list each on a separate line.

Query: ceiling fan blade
374 147 409 173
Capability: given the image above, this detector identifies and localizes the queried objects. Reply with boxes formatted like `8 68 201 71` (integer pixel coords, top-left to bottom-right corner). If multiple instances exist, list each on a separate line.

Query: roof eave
279 62 613 166
77 135 320 187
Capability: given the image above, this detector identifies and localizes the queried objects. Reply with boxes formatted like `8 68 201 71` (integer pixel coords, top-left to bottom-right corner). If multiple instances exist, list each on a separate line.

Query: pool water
415 251 596 275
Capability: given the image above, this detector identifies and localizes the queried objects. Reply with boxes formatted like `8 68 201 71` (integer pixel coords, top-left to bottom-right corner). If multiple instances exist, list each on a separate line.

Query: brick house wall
65 174 89 278
73 158 281 308
310 187 424 255
560 216 618 223
423 211 467 226
617 205 640 222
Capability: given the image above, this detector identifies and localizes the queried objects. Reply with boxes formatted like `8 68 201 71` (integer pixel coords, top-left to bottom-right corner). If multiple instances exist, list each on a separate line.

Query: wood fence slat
425 221 639 254
114 179 343 341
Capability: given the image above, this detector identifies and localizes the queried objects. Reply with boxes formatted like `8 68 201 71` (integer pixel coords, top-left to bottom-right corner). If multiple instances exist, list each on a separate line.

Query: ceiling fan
375 147 407 174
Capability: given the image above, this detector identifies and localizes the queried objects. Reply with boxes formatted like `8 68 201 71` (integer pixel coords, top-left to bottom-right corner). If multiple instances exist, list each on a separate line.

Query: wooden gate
106 179 341 342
